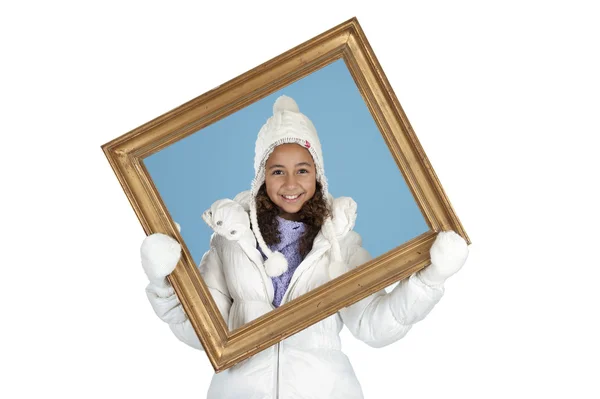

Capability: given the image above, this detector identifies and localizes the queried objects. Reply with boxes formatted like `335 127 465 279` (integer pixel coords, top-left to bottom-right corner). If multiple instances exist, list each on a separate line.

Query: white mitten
140 232 182 287
418 230 469 286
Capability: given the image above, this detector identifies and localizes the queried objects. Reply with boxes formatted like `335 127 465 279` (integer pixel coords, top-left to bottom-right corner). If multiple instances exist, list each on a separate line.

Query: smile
280 193 304 203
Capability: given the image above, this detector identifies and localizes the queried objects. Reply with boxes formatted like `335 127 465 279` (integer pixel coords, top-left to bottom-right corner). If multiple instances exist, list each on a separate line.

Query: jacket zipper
240 243 279 398
271 246 329 398
248 256 279 399
239 238 328 399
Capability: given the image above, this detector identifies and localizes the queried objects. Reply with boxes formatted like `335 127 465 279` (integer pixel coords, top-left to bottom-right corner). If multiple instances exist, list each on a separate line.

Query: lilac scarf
258 216 306 307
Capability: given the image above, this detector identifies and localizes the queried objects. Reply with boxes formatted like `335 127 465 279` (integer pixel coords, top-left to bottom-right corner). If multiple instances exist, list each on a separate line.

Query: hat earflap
250 197 288 277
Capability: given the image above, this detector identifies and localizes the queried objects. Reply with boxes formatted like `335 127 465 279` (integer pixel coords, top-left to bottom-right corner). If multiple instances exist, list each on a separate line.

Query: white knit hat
250 95 347 280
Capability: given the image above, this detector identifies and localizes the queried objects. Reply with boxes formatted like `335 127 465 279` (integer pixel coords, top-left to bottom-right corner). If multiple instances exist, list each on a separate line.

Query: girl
140 95 469 399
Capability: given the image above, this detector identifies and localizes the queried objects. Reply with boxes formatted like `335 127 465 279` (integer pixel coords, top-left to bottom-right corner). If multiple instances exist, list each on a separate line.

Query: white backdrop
2 1 599 398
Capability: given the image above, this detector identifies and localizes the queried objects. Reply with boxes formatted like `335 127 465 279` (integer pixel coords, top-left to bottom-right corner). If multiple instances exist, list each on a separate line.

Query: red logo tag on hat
305 140 311 149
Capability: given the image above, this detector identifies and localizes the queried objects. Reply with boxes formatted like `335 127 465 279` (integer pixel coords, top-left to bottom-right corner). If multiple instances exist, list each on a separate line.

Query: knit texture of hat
249 95 347 280
251 95 328 198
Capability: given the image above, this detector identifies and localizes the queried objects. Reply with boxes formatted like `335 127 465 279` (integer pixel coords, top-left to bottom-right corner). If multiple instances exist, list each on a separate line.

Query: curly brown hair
255 181 330 259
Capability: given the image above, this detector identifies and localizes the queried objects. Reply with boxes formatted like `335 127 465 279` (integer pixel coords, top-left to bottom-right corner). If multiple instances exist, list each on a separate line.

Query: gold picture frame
102 17 469 372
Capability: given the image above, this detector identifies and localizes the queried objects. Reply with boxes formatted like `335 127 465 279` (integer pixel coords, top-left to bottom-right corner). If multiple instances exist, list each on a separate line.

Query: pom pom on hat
264 251 288 277
252 94 326 198
273 95 300 114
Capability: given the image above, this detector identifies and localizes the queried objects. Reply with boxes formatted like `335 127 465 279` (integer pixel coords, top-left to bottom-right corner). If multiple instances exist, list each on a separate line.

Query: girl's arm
338 231 468 348
143 233 233 351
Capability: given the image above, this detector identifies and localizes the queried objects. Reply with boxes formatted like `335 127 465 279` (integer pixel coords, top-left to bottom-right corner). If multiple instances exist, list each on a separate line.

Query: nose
283 174 298 189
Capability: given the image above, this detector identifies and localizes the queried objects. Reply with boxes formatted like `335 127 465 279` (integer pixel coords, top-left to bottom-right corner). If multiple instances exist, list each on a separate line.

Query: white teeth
283 195 300 199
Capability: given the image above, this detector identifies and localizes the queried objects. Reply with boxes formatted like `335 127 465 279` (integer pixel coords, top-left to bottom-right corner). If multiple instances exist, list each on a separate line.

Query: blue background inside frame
144 59 429 265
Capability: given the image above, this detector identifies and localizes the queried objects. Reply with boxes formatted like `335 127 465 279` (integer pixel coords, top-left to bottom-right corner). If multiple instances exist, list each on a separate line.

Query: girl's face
265 143 317 221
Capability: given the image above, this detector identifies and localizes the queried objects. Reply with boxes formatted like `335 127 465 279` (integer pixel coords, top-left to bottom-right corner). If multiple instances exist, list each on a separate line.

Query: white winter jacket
146 191 445 399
